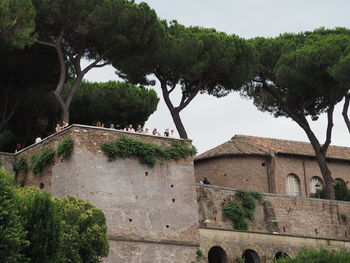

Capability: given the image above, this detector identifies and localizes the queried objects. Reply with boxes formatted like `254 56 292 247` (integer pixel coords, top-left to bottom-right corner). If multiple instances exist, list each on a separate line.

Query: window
286 174 301 196
335 178 346 186
310 176 323 194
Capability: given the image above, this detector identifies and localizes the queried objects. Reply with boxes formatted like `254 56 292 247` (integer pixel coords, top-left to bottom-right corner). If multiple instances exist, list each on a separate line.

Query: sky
83 0 350 154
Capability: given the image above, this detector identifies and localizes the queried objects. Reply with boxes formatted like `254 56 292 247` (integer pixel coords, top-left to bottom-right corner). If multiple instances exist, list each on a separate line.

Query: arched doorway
208 246 228 263
242 249 260 263
310 176 324 194
274 251 289 260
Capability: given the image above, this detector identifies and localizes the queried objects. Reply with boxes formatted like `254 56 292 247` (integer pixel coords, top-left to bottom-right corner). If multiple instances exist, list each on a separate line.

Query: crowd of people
96 122 176 138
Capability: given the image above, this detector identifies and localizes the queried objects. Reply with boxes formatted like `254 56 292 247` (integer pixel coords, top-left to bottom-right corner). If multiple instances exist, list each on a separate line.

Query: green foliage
70 81 159 127
0 168 28 263
57 137 74 159
223 190 262 230
16 187 60 262
31 147 55 175
275 248 350 263
12 156 29 175
55 196 109 263
196 249 204 258
0 0 36 49
101 136 197 167
310 181 350 201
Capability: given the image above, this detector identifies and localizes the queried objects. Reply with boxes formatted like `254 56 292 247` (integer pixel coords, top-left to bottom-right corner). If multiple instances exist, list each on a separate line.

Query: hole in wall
145 172 148 176
172 198 175 203
166 225 169 228
224 173 227 177
315 229 318 235
262 162 266 167
283 227 286 232
246 179 249 182
128 218 133 222
345 231 348 237
39 183 44 189
171 184 174 188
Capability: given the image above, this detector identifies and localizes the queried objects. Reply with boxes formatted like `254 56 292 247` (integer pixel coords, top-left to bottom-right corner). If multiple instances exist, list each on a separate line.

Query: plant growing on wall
101 136 197 167
31 147 55 175
13 156 29 175
223 189 262 230
57 137 74 159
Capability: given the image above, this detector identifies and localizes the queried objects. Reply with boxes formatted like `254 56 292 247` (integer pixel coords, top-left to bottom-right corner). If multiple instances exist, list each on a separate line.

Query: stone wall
15 125 200 263
0 152 15 173
197 185 350 240
199 228 350 263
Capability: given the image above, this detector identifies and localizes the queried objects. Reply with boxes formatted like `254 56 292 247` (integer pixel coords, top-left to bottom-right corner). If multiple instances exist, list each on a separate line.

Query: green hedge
101 136 197 167
31 147 55 175
57 137 74 159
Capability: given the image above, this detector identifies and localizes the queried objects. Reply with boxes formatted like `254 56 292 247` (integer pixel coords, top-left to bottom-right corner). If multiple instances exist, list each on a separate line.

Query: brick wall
197 184 350 240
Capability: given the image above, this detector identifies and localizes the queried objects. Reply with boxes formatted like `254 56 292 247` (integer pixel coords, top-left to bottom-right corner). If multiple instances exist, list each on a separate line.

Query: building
1 127 350 263
195 135 350 197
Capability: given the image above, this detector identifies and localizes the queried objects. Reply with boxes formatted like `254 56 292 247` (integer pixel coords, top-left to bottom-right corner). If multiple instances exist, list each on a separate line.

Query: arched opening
242 249 260 263
310 176 324 194
286 174 301 196
274 251 289 260
335 178 346 186
208 246 228 263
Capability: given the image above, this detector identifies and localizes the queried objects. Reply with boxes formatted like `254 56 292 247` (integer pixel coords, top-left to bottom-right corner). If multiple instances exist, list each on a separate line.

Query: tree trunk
342 94 350 133
159 81 188 139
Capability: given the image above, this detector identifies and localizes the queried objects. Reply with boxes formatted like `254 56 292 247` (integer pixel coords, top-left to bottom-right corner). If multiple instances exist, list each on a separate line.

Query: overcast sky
83 0 350 154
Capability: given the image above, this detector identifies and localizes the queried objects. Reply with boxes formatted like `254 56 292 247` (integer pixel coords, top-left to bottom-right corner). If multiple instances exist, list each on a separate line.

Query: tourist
35 136 42 143
62 121 69 128
55 123 62 132
152 128 159 136
143 128 149 134
164 128 170 137
136 124 143 133
169 129 175 138
124 124 135 132
110 124 115 129
96 121 101 127
200 177 211 185
15 143 22 153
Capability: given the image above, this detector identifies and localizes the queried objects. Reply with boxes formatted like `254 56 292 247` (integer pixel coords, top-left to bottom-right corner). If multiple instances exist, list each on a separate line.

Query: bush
101 136 197 168
31 147 55 174
275 248 350 263
55 196 109 262
16 187 60 262
310 181 350 201
0 168 28 263
13 156 29 175
57 137 74 159
223 190 262 230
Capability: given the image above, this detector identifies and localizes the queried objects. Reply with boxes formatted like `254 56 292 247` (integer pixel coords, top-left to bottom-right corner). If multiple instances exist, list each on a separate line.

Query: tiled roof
195 135 350 162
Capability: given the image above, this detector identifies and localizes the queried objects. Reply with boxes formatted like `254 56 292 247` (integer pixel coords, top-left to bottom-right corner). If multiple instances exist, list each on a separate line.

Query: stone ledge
108 235 200 247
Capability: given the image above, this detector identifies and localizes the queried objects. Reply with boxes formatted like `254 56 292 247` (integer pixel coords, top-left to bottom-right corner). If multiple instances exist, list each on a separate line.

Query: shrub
275 248 350 263
54 196 109 262
0 168 28 262
223 190 262 230
13 156 29 175
310 181 350 201
31 147 55 175
101 136 197 168
57 137 74 159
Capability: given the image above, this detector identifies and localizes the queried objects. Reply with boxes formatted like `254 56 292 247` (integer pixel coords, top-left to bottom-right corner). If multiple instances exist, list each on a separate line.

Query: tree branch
342 93 350 133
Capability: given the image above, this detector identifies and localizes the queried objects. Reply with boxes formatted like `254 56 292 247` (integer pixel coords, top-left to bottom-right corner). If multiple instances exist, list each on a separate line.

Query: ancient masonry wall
15 125 200 263
0 152 15 173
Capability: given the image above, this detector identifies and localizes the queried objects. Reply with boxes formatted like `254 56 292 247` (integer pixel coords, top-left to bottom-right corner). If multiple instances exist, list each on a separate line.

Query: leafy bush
101 136 197 167
16 187 60 262
31 147 55 175
223 190 262 230
57 137 74 159
13 156 29 175
55 196 109 262
275 248 350 263
310 181 350 201
0 168 28 262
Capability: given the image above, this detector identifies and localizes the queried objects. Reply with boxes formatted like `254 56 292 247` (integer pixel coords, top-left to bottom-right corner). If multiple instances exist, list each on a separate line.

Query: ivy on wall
31 147 55 175
223 189 262 230
101 136 197 167
57 137 74 159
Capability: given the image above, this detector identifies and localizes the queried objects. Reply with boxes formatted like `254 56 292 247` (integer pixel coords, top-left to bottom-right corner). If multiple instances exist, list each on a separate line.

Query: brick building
195 135 350 198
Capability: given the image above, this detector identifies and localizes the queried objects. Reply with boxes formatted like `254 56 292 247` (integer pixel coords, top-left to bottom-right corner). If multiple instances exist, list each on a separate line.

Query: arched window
335 178 346 186
310 176 324 194
208 246 228 263
286 174 301 196
242 249 260 263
